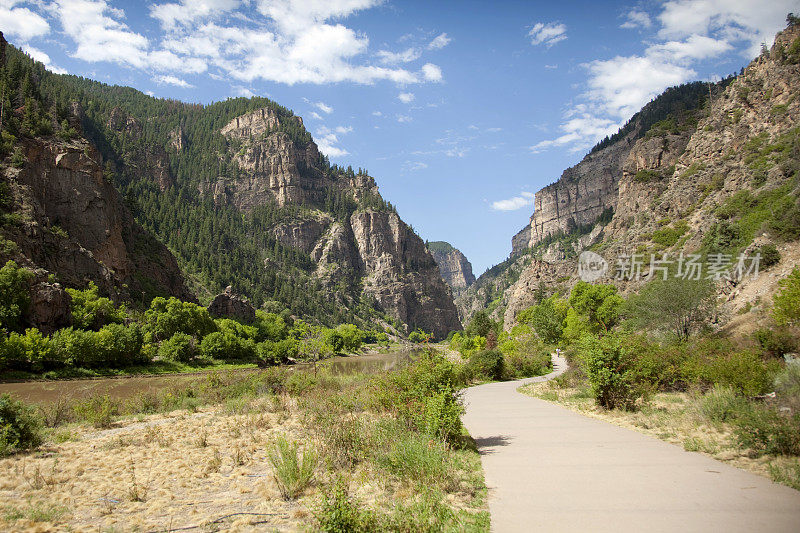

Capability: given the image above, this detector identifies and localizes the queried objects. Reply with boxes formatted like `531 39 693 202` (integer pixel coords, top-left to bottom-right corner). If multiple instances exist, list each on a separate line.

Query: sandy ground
0 396 319 532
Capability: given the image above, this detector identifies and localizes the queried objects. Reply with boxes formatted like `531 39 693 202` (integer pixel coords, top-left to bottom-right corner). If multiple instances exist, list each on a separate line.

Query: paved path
461 355 800 532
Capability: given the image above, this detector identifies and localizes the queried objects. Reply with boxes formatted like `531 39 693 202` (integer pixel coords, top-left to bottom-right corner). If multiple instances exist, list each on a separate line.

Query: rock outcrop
1 133 193 304
24 275 72 335
208 286 256 322
500 22 800 329
203 106 461 337
427 241 475 294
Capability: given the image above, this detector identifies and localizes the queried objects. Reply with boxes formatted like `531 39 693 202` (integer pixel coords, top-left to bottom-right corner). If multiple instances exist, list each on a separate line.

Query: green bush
754 327 798 358
421 391 464 444
578 333 650 410
0 260 33 333
734 407 800 456
315 481 377 533
775 359 800 413
503 350 551 379
682 344 777 396
0 328 55 371
72 395 118 428
516 295 566 344
467 349 505 381
697 386 753 423
773 268 800 326
0 394 42 456
49 324 145 368
757 244 781 268
159 332 197 363
66 282 126 330
201 331 242 360
372 350 464 447
144 297 217 342
268 436 317 500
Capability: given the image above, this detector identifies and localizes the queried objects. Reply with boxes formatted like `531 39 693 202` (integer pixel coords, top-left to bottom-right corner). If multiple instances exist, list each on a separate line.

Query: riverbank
0 351 489 531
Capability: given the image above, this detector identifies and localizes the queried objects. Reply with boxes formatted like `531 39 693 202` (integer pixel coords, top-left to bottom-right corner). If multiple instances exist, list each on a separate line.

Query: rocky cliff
500 22 800 330
427 241 475 295
0 134 193 304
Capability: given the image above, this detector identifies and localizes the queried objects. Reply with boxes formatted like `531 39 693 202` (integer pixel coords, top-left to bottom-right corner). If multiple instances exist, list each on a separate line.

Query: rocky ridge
427 241 476 295
500 23 800 329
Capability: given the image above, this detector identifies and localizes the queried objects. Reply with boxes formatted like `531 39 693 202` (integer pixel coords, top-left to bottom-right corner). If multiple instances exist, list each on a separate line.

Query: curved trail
461 355 800 532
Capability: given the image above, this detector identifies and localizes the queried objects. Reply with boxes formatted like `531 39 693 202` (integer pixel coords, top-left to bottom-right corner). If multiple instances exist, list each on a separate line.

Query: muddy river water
0 349 416 405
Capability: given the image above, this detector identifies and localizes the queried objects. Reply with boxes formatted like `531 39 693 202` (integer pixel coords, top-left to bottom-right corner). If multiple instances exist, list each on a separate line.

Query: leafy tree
578 333 650 410
624 277 716 341
144 297 216 342
465 311 496 338
67 282 126 330
517 295 567 344
568 281 624 333
159 332 196 363
773 268 800 326
0 260 33 333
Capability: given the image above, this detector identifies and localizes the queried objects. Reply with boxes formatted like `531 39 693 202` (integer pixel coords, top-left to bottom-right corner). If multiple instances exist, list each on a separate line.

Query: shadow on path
473 434 513 454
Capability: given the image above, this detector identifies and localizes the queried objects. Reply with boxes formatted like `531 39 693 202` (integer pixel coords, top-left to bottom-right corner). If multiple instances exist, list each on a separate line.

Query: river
0 348 417 405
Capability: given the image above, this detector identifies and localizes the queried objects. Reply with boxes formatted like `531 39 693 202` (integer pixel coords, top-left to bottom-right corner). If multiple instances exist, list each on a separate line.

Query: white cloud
335 125 353 134
150 0 238 30
491 192 536 211
372 111 383 116
233 85 256 97
0 2 50 40
309 111 323 120
377 47 420 64
428 32 451 50
421 63 443 82
48 0 436 87
155 74 194 88
398 92 415 103
531 1 788 153
314 125 350 157
659 0 799 57
620 9 652 29
404 161 428 171
313 101 334 114
396 114 412 123
528 22 567 47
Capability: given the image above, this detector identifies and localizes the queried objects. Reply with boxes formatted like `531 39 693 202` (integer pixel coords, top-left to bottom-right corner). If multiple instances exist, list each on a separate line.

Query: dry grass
0 370 488 531
519 380 800 486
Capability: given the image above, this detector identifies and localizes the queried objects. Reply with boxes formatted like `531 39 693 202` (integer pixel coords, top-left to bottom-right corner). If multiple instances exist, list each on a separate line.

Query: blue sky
2 0 798 273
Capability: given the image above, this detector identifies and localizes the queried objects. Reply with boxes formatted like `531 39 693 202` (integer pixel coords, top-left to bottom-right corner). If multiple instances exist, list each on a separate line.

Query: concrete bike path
461 355 800 532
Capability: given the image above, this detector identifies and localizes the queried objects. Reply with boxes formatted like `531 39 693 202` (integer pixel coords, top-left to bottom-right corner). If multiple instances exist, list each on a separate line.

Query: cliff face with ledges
427 241 476 295
500 23 800 330
2 135 192 303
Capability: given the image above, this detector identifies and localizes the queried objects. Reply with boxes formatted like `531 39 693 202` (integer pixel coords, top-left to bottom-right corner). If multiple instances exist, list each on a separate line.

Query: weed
3 499 66 523
0 393 43 456
315 480 377 532
696 386 753 423
268 435 317 500
768 460 800 490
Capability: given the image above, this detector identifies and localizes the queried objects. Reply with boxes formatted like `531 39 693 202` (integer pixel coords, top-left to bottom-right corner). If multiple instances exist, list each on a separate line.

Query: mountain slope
1 39 460 337
502 22 800 330
427 241 475 296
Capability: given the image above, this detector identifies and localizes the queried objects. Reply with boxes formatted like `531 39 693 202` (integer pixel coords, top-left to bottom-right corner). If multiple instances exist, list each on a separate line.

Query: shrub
697 386 753 423
757 244 781 268
578 333 650 410
465 311 497 338
775 359 800 413
73 395 118 428
754 327 798 358
467 349 505 381
773 268 800 326
315 481 377 533
200 331 255 361
734 407 800 456
0 328 55 371
682 345 777 396
0 260 33 333
568 281 623 333
421 391 464 444
94 323 145 367
268 436 317 500
371 350 464 447
158 332 196 363
504 350 551 379
376 429 452 486
0 394 42 456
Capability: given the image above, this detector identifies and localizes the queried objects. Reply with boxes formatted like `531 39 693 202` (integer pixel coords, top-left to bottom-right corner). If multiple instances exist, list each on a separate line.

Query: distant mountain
497 22 800 330
0 35 461 337
427 241 475 297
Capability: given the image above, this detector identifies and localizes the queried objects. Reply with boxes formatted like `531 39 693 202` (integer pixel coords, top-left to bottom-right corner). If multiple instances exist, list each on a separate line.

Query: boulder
207 286 256 322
